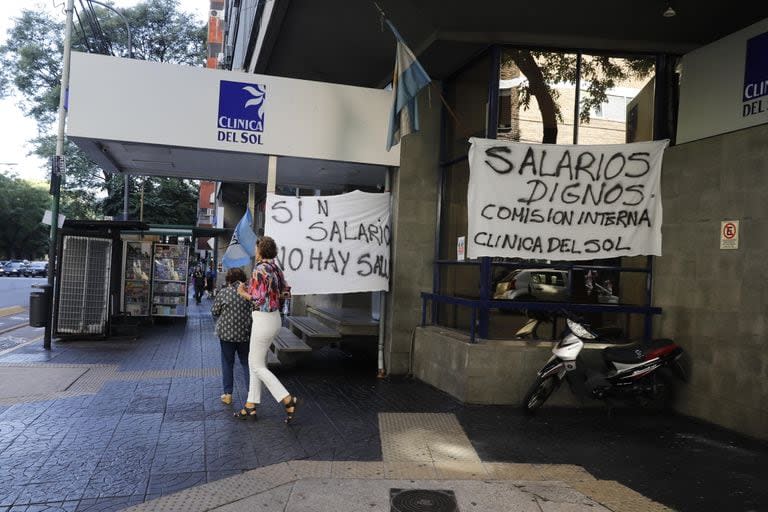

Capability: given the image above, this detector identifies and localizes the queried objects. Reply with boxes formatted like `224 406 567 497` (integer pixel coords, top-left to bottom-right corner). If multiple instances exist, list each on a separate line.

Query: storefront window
433 47 660 340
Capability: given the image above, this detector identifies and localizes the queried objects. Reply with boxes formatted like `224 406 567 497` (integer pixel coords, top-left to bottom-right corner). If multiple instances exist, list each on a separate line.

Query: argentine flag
221 209 257 269
386 20 431 151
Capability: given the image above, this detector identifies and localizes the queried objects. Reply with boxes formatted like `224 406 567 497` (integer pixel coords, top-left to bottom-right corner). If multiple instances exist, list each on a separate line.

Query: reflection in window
498 52 655 145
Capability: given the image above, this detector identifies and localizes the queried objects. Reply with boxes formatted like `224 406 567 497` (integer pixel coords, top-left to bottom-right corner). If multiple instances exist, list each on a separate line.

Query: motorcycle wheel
637 371 675 411
522 375 561 414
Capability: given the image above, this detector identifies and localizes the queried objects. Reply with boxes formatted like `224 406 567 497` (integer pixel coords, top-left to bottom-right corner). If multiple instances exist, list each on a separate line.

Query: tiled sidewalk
0 303 766 511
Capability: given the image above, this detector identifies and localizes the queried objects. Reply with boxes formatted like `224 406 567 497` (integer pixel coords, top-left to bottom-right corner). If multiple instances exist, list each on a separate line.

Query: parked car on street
493 269 618 304
2 261 29 277
24 261 48 277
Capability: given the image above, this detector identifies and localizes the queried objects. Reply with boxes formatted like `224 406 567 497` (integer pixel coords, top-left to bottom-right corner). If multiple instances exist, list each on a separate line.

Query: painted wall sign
467 138 668 261
457 236 466 261
264 191 391 295
742 31 768 118
678 19 768 143
66 52 400 166
217 81 266 146
720 220 739 250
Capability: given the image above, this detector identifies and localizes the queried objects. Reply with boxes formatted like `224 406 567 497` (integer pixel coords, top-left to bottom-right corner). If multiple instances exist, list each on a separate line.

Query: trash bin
29 284 53 328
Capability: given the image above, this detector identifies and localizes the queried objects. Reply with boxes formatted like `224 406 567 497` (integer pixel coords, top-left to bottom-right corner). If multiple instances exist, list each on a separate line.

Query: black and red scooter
521 311 687 414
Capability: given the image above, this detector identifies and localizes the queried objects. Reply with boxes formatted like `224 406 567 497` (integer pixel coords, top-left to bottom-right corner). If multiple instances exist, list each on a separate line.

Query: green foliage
504 51 655 142
0 0 206 224
101 176 198 225
0 173 50 259
0 9 66 124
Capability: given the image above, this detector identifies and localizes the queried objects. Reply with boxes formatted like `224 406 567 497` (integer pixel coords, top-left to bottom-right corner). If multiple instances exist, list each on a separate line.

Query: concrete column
385 88 442 375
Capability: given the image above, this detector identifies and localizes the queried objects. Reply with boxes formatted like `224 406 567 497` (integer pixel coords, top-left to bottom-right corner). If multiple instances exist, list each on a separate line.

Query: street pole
139 179 145 221
45 0 75 350
88 0 133 220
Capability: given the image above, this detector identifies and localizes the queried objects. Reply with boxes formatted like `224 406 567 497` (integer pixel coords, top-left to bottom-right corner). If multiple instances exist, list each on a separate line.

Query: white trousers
246 310 289 404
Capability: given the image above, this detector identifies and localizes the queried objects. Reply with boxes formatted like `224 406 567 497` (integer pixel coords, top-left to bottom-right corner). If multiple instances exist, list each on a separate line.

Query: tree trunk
510 50 558 144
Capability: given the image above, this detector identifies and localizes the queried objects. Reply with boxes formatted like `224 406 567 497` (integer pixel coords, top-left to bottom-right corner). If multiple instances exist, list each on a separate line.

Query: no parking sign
720 220 739 250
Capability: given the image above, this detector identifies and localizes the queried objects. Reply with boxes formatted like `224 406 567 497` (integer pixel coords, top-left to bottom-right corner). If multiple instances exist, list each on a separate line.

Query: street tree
505 51 655 143
0 173 50 260
0 0 206 223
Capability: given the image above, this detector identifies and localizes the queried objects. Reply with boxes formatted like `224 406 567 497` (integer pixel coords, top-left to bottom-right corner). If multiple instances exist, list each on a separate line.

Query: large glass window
576 55 656 144
498 50 577 144
432 47 660 340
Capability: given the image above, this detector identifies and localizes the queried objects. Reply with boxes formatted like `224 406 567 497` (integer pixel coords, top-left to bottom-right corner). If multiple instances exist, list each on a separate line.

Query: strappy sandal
284 396 299 424
234 405 257 420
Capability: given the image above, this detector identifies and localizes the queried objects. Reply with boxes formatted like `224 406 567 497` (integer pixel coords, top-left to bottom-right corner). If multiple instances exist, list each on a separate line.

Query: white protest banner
265 190 391 295
467 138 668 261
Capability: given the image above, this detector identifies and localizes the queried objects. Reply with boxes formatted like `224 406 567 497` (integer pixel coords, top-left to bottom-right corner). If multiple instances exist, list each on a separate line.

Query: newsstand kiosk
51 220 191 339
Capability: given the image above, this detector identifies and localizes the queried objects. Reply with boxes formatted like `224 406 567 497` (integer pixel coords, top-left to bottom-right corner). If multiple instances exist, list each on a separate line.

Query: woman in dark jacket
211 268 252 405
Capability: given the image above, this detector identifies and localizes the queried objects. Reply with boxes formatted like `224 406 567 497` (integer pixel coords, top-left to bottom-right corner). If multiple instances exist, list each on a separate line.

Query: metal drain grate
390 489 459 512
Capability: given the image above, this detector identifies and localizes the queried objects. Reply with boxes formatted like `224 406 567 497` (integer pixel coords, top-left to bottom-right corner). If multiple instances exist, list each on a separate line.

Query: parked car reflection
24 261 48 277
493 268 618 304
2 261 29 277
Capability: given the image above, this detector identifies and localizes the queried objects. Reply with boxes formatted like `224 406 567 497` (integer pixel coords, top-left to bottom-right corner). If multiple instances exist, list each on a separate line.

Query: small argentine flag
222 209 257 269
385 20 431 151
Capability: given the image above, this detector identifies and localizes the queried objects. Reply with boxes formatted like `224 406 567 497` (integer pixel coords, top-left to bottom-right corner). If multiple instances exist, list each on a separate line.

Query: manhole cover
390 489 459 512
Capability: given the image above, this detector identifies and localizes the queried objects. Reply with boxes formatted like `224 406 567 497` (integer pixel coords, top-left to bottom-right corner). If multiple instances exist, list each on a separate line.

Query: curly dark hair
225 268 247 284
257 236 278 259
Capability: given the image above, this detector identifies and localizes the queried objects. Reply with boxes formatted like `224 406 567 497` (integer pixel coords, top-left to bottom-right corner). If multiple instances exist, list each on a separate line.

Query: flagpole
374 3 470 145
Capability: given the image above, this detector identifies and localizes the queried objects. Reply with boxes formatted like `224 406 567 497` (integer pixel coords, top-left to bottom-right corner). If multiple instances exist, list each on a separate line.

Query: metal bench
269 327 313 367
266 348 280 367
273 327 313 352
285 316 341 339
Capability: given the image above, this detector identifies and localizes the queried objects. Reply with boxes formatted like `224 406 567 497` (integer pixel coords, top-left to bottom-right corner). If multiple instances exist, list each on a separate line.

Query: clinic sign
217 80 265 145
677 19 768 144
742 31 768 118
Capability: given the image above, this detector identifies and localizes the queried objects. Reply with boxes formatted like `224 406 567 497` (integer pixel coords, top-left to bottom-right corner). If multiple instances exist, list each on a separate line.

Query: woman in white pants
235 236 298 423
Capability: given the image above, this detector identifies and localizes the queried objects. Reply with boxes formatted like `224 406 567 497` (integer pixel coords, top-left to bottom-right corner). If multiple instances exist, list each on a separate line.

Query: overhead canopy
67 53 397 187
252 0 768 87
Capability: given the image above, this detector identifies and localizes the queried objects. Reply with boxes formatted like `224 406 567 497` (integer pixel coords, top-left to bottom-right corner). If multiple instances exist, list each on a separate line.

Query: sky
0 0 207 182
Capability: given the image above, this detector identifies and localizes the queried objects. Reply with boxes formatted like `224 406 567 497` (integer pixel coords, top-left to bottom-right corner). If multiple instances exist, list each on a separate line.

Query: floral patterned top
211 284 252 342
247 260 288 313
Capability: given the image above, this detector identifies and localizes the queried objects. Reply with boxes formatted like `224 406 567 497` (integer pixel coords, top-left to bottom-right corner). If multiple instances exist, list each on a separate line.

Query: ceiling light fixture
663 3 676 17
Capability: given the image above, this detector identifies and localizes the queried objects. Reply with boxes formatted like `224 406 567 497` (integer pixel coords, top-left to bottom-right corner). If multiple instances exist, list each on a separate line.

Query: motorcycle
521 311 686 414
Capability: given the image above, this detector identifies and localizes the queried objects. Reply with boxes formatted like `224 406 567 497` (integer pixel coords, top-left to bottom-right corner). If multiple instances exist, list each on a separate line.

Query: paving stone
206 470 242 483
13 479 87 506
7 500 80 511
150 440 206 475
206 482 294 512
569 480 673 512
285 461 332 480
0 307 762 512
0 420 27 444
75 496 144 512
330 461 385 479
383 462 438 480
147 472 207 496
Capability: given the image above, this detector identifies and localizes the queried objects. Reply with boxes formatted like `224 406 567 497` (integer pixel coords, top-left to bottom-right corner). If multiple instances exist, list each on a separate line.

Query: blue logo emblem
218 80 266 133
743 31 768 102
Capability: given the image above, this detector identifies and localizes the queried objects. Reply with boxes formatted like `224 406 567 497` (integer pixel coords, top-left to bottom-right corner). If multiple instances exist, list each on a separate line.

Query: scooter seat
602 339 675 364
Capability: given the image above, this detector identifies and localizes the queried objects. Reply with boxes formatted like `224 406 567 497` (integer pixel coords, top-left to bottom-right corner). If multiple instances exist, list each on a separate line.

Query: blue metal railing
420 292 662 343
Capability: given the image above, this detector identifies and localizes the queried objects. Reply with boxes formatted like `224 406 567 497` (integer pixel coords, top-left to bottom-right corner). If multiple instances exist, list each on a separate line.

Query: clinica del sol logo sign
742 31 768 118
217 80 265 145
